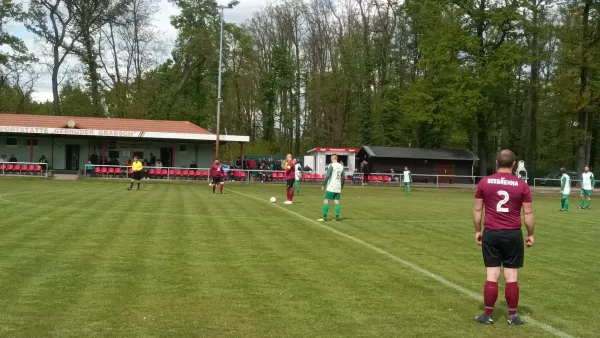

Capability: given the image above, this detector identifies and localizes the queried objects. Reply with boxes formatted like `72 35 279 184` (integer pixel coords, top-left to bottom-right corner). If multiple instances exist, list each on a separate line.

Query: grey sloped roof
361 146 479 161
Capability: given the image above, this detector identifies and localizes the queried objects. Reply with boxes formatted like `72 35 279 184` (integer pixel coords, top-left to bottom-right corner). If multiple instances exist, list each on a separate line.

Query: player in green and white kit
318 155 344 222
560 167 571 212
579 166 595 209
294 159 302 196
403 166 412 195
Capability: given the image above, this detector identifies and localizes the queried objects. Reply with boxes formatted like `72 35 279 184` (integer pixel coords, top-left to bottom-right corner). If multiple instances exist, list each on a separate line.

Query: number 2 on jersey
496 190 509 213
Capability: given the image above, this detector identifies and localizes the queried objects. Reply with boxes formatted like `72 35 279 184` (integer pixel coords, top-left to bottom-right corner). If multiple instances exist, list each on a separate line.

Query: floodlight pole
215 1 239 159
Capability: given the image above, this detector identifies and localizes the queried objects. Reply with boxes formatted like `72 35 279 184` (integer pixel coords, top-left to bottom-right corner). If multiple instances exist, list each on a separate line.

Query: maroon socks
286 188 293 201
483 281 498 316
505 282 519 316
483 281 519 317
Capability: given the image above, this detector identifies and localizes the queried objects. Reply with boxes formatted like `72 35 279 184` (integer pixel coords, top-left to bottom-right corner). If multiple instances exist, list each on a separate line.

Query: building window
108 141 118 150
26 138 39 147
179 144 187 153
5 137 17 147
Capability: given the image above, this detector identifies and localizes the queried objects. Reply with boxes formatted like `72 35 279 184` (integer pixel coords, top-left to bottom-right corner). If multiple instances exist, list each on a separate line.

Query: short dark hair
496 149 515 169
560 167 566 174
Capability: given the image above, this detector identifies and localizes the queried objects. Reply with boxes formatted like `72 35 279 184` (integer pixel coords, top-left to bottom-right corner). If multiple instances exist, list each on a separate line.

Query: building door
65 145 80 171
160 148 172 167
436 165 455 184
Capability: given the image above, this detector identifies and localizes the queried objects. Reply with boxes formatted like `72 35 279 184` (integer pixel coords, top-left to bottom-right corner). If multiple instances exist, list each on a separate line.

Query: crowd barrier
0 162 49 177
83 165 492 188
55 165 583 191
532 177 582 193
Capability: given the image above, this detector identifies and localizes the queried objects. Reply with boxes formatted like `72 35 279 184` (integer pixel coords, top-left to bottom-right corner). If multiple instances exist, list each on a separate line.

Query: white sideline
227 188 574 338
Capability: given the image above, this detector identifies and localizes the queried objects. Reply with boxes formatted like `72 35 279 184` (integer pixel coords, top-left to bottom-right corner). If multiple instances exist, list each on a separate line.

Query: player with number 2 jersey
472 149 535 326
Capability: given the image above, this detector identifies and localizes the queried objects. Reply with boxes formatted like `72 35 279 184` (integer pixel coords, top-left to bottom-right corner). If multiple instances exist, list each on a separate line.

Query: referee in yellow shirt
128 156 143 191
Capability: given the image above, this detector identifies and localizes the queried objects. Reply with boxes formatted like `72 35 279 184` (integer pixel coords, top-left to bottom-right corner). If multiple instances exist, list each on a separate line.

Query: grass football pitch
0 179 598 337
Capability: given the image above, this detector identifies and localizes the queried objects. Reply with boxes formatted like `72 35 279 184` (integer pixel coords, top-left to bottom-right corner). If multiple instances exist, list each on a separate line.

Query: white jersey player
318 155 345 222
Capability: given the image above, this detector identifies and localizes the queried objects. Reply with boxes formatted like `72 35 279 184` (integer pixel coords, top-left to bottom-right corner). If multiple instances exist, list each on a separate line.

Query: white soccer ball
270 197 276 203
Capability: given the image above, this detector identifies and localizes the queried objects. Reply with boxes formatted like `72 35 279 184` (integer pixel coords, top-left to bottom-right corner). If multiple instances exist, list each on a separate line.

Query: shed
357 146 479 183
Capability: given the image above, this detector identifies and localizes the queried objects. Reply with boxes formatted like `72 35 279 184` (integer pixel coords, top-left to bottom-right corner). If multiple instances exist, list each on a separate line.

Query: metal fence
0 162 49 177
532 177 582 193
84 165 492 189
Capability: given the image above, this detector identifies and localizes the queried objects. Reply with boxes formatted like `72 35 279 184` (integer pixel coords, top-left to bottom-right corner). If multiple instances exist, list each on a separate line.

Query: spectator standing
156 159 163 168
150 153 156 166
259 162 266 182
38 155 47 169
361 159 370 186
353 169 361 184
89 153 98 165
86 160 94 176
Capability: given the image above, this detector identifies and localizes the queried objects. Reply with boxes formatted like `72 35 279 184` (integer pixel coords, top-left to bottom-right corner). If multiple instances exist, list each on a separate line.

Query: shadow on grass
477 303 535 318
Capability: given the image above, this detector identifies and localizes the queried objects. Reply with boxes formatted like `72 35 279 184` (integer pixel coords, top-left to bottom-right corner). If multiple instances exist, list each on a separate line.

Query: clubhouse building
0 114 249 171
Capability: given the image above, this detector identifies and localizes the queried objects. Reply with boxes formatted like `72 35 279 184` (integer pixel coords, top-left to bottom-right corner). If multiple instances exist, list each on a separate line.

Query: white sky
4 0 264 102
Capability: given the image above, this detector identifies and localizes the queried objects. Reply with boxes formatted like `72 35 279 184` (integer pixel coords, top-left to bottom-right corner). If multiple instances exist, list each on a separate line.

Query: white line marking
227 188 574 338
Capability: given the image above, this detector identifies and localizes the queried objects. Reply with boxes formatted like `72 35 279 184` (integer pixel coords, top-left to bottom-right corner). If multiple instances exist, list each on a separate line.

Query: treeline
1 0 599 175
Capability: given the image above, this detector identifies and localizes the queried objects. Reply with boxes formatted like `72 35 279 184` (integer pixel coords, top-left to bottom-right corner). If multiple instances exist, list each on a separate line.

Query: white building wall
0 135 218 170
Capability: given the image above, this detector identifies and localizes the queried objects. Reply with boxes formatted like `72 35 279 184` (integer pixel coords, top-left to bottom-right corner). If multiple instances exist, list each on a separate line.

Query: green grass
0 178 598 337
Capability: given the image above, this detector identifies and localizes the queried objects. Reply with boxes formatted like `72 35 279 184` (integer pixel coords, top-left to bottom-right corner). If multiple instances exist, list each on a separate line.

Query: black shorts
286 178 294 189
212 177 223 184
133 171 142 180
482 229 524 268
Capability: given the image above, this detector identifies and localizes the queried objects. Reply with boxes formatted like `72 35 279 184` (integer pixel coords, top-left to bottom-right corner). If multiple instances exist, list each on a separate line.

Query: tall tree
26 0 81 115
70 0 126 117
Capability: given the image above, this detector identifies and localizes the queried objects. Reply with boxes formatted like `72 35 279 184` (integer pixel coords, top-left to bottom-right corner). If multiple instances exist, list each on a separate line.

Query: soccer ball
270 197 276 203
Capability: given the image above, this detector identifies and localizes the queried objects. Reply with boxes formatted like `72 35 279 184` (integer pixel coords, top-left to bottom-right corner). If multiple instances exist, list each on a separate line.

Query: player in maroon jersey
473 149 535 326
210 158 225 194
284 153 295 204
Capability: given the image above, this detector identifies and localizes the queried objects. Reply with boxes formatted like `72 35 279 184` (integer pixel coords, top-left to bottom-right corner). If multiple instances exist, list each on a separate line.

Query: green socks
561 199 565 209
322 204 340 219
580 199 591 208
295 186 300 195
405 187 410 195
565 199 569 211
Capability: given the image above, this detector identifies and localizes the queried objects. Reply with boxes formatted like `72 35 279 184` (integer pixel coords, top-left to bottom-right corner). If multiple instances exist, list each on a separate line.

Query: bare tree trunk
82 32 102 116
476 0 487 176
52 45 61 116
528 1 540 178
577 0 592 176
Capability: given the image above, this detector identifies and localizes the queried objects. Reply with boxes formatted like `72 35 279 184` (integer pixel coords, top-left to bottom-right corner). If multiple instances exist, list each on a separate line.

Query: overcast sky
5 0 264 102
